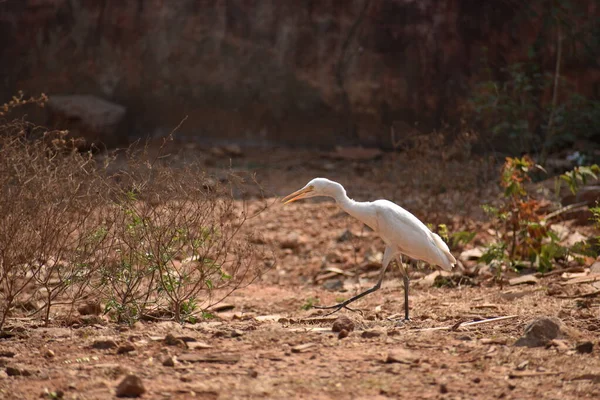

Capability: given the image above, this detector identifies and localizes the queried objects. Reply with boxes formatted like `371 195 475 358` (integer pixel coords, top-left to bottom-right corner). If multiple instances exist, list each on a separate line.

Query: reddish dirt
1 147 599 399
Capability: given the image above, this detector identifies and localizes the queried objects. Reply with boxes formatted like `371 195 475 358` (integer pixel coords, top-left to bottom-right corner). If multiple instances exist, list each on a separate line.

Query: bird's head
281 178 342 204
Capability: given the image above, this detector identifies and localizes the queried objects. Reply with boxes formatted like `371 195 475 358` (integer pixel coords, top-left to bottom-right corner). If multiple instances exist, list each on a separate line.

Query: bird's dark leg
395 256 411 324
313 260 391 316
403 273 410 321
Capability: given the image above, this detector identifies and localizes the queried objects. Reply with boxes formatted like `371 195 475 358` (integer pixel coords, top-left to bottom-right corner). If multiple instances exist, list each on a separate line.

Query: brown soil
1 147 599 400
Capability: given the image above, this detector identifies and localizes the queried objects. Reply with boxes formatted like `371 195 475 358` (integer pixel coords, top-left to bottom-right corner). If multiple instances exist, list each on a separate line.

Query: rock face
0 1 598 147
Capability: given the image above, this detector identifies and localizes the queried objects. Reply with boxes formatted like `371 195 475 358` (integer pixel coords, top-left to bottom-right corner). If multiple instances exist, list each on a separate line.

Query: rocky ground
0 145 599 399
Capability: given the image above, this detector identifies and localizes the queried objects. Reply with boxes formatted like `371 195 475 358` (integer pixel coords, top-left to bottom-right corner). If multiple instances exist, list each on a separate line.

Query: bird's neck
331 189 370 224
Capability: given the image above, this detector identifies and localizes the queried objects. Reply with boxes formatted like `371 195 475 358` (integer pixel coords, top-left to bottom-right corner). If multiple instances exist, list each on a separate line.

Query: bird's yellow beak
281 186 314 205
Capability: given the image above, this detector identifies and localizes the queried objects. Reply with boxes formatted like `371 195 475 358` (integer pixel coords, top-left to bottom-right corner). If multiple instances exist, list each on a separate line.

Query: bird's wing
373 200 455 270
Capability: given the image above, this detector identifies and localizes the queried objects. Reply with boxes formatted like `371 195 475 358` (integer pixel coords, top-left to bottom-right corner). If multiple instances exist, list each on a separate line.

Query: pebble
164 334 187 348
361 329 383 339
337 230 355 242
322 279 344 291
514 317 562 348
0 350 16 358
332 315 355 333
116 374 146 398
575 341 594 354
5 365 32 376
117 344 136 355
78 302 102 316
385 349 419 364
91 339 118 350
162 356 176 367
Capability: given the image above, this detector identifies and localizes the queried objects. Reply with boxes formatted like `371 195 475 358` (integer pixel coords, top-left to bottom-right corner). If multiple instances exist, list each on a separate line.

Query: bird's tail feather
431 232 457 271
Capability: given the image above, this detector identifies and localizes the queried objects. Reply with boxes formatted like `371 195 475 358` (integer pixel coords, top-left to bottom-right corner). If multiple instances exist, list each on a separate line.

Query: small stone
280 233 303 250
385 349 419 364
338 329 349 340
473 377 481 384
116 374 146 398
361 329 383 339
332 315 355 333
322 279 344 291
15 300 40 312
440 383 448 394
230 329 244 338
514 317 562 348
248 369 259 378
0 350 16 358
44 349 55 358
209 147 225 157
459 248 484 262
590 261 600 274
291 343 316 353
223 144 243 157
164 334 187 348
337 230 355 242
509 275 539 286
78 302 102 316
48 390 64 399
117 344 135 355
210 303 235 312
91 339 118 350
6 365 32 376
575 341 594 354
516 360 529 371
162 356 176 367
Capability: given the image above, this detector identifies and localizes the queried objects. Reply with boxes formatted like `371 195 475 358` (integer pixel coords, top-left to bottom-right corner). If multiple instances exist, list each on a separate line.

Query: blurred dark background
1 0 599 154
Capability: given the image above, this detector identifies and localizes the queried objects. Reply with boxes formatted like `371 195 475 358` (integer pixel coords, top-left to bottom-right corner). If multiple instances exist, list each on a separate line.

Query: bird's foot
312 303 362 316
394 317 412 327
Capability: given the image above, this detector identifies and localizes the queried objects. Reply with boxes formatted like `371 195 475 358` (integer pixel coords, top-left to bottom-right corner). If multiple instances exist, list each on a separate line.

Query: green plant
468 1 600 157
559 164 600 194
480 156 584 273
301 297 320 311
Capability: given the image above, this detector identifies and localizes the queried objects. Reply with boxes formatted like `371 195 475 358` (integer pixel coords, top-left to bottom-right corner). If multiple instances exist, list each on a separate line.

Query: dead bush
0 97 270 329
93 145 269 323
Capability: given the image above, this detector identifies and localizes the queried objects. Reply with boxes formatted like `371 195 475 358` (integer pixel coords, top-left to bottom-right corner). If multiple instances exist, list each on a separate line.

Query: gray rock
322 279 344 291
46 95 126 149
514 318 562 348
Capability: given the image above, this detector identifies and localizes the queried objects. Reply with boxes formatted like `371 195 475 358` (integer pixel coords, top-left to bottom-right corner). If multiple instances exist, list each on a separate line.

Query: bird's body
338 197 455 270
282 178 456 320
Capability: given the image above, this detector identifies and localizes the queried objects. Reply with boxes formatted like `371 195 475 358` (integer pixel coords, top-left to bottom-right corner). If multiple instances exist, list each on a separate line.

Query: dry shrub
0 99 269 329
93 145 268 323
0 123 104 327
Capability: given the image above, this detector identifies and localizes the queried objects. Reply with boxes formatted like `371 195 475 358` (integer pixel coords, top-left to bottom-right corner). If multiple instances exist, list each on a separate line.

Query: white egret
281 178 456 320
